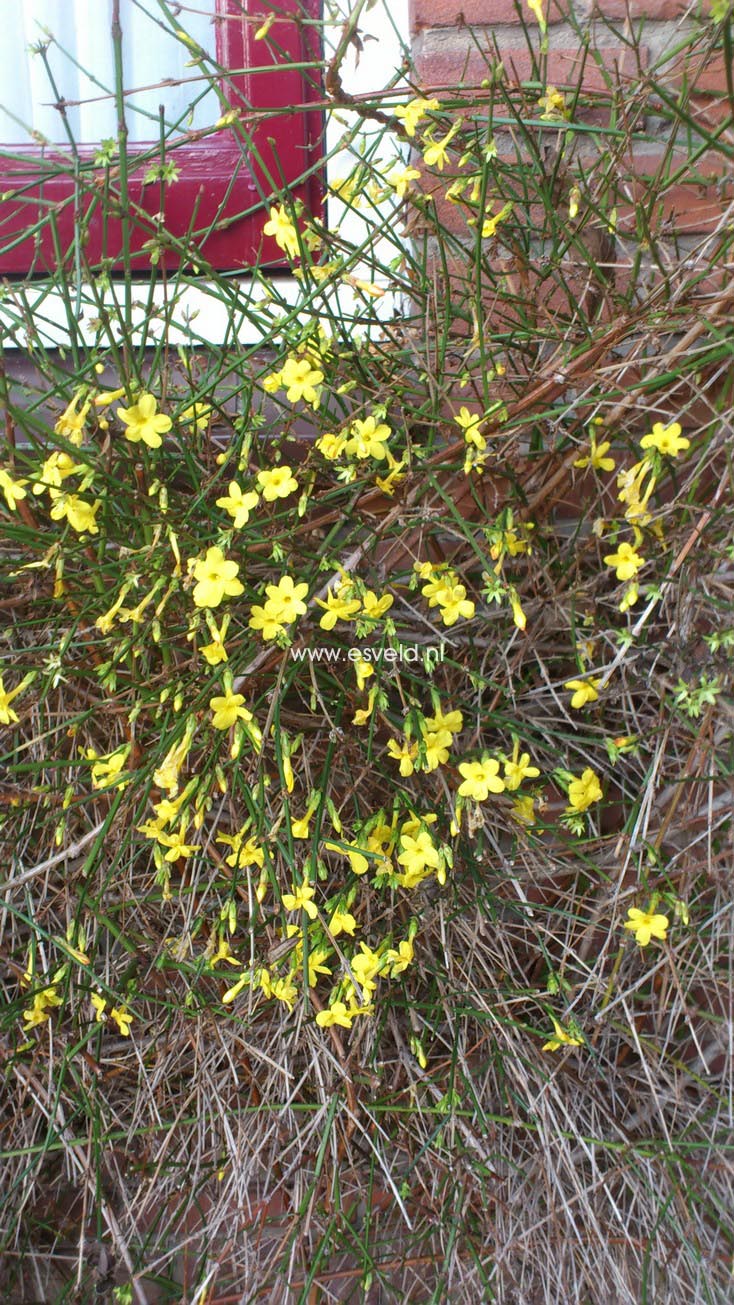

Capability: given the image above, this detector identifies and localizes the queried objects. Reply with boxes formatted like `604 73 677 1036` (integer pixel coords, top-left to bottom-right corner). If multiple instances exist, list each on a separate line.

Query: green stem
111 0 132 354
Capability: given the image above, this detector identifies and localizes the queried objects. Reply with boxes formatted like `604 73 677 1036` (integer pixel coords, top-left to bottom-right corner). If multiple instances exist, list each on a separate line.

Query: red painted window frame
0 0 323 274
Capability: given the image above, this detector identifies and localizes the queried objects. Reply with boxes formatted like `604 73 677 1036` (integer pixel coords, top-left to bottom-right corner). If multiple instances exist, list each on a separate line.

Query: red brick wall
409 0 732 240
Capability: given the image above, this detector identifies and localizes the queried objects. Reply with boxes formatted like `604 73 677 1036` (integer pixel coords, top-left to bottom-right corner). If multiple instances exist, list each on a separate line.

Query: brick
665 50 731 94
607 149 733 235
414 139 732 238
420 243 623 338
410 172 730 354
411 0 686 29
411 0 565 27
489 148 732 236
674 52 734 126
416 41 648 94
595 0 687 14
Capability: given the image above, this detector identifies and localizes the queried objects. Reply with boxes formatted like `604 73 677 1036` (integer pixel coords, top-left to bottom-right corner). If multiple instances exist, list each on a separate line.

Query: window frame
0 0 324 274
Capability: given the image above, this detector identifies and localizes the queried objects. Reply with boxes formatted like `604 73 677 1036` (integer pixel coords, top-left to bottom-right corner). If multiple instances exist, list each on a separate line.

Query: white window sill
0 277 308 350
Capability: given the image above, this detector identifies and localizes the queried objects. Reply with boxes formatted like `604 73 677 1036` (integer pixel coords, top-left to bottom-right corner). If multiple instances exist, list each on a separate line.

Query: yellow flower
640 421 689 458
387 164 421 197
435 582 475 626
94 579 136 635
179 402 212 431
222 972 250 1004
190 546 244 609
424 705 463 735
537 86 568 120
603 541 645 582
85 745 129 789
387 737 418 777
367 821 395 866
0 674 28 726
502 742 540 791
564 677 600 709
616 461 656 526
397 830 441 884
375 458 406 496
152 722 195 796
93 387 126 407
263 203 300 259
329 908 358 937
421 728 453 772
385 939 414 976
117 393 172 449
32 450 79 494
574 436 615 472
393 96 440 137
280 356 323 404
291 814 313 840
272 976 298 1010
353 656 374 692
422 572 450 606
566 768 602 813
153 792 188 825
282 877 319 919
209 689 253 731
210 936 241 968
254 12 275 40
261 575 308 624
306 946 333 987
488 518 534 565
215 481 259 527
350 942 382 992
55 391 90 443
49 492 100 534
200 613 230 665
470 202 513 239
353 687 378 725
344 415 391 460
411 1035 428 1069
329 172 363 204
361 590 393 619
157 820 201 863
22 985 63 1029
91 992 107 1022
619 583 640 613
453 407 486 450
216 829 264 869
510 795 536 825
316 585 361 629
109 1006 133 1036
422 121 462 171
257 465 299 501
248 605 286 641
526 0 547 31
457 758 505 800
325 840 370 875
509 589 527 631
624 905 669 946
316 1000 353 1029
315 431 347 460
116 579 164 627
0 468 27 511
542 1018 583 1052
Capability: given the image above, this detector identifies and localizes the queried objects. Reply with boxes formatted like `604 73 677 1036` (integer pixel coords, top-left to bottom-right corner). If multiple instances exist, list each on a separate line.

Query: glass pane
0 0 219 145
